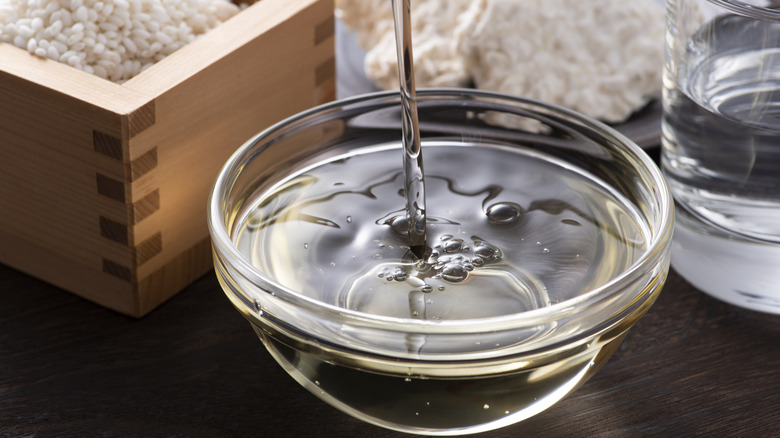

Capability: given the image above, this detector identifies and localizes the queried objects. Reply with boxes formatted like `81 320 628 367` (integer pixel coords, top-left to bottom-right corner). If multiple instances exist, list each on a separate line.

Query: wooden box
0 0 335 317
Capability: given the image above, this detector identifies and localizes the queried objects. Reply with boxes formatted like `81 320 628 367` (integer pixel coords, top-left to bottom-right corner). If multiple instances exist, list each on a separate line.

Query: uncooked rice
0 0 243 83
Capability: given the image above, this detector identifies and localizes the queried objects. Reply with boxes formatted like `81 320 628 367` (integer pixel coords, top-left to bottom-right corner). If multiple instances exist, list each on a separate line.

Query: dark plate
335 20 662 149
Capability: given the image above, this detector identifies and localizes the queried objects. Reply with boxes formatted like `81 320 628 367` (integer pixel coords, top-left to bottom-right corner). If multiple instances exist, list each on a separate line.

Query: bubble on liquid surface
486 202 524 224
440 263 469 282
392 267 409 282
442 238 464 253
473 238 502 262
386 215 409 236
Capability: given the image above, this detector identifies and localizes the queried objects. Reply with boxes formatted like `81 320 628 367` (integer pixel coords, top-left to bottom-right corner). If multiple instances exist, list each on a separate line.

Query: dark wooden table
2 255 780 437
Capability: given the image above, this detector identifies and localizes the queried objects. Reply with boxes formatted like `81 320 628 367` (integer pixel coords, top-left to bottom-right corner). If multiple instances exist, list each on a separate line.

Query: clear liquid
662 15 780 242
662 14 780 313
234 142 651 432
392 0 427 257
254 323 627 434
235 143 649 321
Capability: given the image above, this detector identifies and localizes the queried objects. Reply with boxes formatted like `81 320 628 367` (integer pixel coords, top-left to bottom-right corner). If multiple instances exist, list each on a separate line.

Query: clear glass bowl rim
707 0 780 21
208 88 674 334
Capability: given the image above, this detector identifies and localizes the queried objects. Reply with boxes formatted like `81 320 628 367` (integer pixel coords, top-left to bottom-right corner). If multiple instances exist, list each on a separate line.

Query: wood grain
0 0 335 317
1 264 778 437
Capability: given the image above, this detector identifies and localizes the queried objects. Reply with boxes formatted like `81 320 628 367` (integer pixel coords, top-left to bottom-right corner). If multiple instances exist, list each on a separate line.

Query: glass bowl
208 89 674 435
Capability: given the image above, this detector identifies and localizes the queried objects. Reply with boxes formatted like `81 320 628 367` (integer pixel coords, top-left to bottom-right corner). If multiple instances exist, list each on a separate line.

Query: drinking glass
662 0 780 313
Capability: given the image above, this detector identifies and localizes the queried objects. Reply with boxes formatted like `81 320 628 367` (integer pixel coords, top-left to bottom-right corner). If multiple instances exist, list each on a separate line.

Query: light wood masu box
0 0 335 317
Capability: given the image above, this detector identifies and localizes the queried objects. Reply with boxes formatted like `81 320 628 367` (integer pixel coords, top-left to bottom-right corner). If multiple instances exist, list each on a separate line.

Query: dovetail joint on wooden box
93 107 161 283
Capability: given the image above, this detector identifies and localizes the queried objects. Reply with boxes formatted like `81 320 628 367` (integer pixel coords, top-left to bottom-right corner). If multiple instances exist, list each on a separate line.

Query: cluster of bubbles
374 201 528 291
378 234 504 288
428 235 503 283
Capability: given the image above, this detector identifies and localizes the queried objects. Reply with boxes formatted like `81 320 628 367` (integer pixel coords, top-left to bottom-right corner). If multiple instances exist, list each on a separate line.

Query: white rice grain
0 0 242 82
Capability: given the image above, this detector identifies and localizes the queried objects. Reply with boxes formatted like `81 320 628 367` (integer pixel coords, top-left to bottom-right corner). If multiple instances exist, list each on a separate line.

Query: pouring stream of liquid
391 0 427 259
